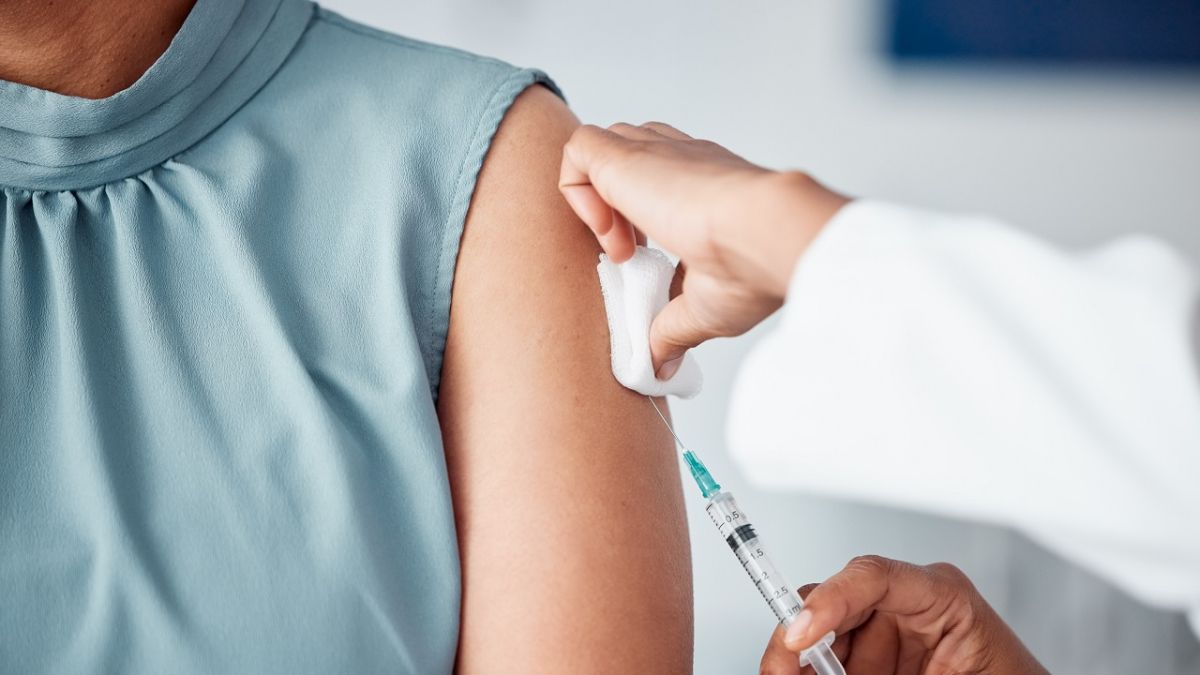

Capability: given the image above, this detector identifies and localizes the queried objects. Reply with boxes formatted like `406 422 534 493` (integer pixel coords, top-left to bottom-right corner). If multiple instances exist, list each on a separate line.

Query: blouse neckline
0 0 313 192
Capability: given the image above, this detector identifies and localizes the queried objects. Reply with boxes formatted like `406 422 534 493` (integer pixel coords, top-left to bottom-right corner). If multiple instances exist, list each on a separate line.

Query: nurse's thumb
649 294 708 381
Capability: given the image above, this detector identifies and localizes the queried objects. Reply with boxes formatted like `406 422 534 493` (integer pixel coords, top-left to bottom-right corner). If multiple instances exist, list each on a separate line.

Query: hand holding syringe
649 398 1049 674
698 471 845 675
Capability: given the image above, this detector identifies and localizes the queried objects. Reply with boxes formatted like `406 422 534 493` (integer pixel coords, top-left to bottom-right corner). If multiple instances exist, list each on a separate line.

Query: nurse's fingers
668 261 685 300
760 625 802 675
559 124 622 187
648 292 709 377
606 122 665 141
559 121 676 197
559 125 641 260
760 625 853 675
783 556 951 652
597 209 637 262
560 183 614 235
639 121 692 140
634 220 648 247
559 121 698 262
560 187 639 262
841 612 902 675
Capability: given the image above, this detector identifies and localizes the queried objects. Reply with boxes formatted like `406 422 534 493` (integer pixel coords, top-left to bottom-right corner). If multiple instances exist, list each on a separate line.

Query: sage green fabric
0 1 557 671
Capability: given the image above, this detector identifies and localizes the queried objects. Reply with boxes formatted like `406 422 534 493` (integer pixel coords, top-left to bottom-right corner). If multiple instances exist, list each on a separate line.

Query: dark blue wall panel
889 0 1200 65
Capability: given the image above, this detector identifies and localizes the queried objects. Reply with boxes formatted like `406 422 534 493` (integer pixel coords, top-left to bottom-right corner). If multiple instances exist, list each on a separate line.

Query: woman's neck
0 0 196 99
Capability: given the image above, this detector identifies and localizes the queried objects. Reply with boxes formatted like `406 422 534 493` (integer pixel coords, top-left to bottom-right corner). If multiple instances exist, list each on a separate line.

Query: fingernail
656 356 683 381
784 610 812 647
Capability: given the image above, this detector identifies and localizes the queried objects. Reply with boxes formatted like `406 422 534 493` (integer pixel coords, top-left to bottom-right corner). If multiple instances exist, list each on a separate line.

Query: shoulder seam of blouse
426 67 562 401
312 7 519 72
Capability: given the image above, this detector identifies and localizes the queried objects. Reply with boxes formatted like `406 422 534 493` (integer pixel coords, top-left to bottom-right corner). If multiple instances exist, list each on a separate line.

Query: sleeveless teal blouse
0 1 557 671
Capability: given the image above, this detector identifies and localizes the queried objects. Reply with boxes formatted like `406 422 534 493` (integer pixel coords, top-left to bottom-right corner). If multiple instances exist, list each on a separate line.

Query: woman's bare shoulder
437 85 694 673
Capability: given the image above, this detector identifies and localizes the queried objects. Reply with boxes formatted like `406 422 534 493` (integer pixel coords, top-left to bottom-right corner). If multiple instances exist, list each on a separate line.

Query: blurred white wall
321 1 1200 672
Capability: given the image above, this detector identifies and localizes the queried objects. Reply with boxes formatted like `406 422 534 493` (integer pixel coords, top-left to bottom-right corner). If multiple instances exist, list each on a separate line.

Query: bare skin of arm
437 85 693 674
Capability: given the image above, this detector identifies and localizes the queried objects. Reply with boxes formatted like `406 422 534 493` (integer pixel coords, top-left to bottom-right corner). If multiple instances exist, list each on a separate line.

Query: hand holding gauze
559 122 848 379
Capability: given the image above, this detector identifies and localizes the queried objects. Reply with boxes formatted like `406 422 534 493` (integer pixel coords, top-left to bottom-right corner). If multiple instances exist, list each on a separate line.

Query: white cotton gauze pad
597 246 703 398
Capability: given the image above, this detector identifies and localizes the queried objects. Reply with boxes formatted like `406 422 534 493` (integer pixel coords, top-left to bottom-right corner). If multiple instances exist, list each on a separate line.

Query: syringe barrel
705 491 845 675
704 491 805 624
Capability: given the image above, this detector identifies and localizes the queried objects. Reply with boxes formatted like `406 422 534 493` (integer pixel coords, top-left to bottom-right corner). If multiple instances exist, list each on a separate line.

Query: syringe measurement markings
710 504 800 620
731 542 794 622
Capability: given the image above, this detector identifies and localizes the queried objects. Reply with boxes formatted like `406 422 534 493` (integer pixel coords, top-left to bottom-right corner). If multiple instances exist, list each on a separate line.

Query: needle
647 396 690 452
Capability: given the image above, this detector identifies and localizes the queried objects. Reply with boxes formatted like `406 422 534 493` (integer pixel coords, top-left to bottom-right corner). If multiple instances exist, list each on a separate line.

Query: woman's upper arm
437 85 693 673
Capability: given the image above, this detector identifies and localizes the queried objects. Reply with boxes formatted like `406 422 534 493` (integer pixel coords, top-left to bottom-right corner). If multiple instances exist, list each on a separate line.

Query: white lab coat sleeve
726 200 1200 633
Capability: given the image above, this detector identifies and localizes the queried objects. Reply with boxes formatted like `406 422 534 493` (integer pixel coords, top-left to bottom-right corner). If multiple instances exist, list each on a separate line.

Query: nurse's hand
760 556 1049 675
559 122 847 378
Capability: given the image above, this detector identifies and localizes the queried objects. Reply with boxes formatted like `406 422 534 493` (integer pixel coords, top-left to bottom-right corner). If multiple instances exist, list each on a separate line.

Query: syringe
650 398 845 675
